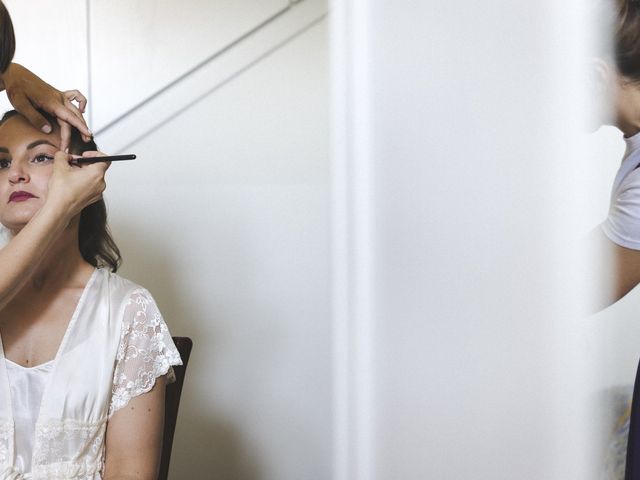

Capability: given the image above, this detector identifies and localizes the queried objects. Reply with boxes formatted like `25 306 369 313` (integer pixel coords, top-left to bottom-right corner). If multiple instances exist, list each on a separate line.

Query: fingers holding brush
45 151 110 218
73 150 110 166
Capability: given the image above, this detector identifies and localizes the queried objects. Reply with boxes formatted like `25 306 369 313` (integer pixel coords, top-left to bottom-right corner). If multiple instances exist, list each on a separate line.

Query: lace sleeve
109 288 182 418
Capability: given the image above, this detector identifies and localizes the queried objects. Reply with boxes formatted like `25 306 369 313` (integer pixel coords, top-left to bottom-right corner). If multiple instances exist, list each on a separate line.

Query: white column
330 1 597 478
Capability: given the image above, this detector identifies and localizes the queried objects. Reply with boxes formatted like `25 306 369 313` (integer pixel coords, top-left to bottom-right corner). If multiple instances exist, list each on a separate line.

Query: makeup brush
72 154 136 165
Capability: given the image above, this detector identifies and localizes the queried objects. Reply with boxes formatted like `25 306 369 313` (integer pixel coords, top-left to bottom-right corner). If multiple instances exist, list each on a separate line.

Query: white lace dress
0 268 182 479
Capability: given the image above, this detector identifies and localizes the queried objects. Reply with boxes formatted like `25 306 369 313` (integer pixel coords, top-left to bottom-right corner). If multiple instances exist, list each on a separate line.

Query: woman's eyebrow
26 140 55 150
0 147 8 154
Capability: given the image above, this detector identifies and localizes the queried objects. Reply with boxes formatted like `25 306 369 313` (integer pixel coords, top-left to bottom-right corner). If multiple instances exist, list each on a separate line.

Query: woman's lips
8 191 36 202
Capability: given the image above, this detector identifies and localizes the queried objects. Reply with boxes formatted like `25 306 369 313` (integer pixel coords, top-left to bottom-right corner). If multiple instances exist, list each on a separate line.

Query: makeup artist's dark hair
609 0 640 83
0 110 122 272
0 1 15 73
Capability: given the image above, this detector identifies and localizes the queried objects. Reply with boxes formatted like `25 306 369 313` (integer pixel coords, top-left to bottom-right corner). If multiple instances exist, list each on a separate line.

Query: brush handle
72 154 136 164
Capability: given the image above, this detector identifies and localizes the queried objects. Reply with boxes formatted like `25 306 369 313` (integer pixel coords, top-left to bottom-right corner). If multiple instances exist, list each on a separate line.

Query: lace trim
0 466 27 480
31 459 102 478
0 461 102 479
33 419 106 469
109 289 182 418
0 422 13 466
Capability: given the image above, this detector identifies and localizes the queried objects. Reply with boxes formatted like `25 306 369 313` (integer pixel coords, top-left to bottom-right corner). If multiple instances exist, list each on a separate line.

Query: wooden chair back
158 336 193 480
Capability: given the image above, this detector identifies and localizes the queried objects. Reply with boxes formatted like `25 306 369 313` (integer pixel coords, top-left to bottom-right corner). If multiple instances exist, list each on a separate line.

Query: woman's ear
586 57 620 130
590 57 612 95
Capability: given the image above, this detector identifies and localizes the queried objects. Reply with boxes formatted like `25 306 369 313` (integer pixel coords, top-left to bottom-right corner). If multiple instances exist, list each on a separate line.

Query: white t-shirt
602 131 640 249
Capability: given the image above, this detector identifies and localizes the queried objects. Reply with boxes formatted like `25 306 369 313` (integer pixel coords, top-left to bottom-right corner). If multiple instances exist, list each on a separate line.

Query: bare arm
103 376 166 480
587 227 640 312
0 152 108 311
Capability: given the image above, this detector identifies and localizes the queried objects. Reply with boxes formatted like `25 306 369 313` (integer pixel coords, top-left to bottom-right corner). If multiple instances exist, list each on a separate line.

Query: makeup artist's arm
0 63 91 150
586 228 640 312
103 377 166 480
0 152 108 312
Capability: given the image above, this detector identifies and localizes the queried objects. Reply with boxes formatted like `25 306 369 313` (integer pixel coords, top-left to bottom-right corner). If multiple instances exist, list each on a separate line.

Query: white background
332 0 622 479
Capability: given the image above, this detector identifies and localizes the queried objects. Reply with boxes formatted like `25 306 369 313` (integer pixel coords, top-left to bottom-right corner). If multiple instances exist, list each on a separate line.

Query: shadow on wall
110 218 262 479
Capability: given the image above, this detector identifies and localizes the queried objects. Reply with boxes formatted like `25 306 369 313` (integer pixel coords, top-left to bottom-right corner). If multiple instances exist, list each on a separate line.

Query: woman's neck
617 114 640 138
616 81 640 138
13 218 93 292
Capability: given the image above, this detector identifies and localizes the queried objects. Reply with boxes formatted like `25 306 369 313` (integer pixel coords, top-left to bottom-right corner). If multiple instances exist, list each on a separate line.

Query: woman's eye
0 159 10 170
32 154 54 164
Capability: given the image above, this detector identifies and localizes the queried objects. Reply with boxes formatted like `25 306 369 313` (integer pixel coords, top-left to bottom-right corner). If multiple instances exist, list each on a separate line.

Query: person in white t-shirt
591 2 640 478
590 0 640 311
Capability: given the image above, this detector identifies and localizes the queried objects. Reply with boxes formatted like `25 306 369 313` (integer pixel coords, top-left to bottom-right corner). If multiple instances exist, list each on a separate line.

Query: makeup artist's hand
0 63 92 151
45 151 110 220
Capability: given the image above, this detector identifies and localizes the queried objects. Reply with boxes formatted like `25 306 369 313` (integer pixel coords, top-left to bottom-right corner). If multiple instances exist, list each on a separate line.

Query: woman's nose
8 163 29 184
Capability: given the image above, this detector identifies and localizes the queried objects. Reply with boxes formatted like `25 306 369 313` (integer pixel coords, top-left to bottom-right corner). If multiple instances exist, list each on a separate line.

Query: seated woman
0 109 182 479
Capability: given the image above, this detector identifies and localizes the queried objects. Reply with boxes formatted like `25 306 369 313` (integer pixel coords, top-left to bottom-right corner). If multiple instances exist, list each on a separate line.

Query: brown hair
612 0 640 82
0 110 122 271
0 1 15 73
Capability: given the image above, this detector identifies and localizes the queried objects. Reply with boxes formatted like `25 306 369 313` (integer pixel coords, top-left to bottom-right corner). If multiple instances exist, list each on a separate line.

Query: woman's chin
0 219 29 234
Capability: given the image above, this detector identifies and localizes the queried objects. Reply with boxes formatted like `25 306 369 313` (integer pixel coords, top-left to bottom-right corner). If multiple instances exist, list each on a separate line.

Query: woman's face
0 115 59 232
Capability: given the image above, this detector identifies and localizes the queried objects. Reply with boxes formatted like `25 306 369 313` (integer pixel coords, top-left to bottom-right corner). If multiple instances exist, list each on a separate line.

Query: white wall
4 1 330 479
331 1 600 479
88 0 290 130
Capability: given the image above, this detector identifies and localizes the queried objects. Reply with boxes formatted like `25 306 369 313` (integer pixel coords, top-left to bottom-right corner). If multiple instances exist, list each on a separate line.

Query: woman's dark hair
0 110 122 272
612 0 640 82
0 2 15 73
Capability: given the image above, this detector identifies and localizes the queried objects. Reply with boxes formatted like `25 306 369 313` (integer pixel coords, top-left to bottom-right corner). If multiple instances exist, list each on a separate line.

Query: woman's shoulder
92 269 167 335
94 268 156 306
